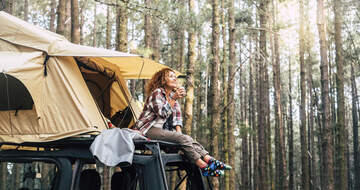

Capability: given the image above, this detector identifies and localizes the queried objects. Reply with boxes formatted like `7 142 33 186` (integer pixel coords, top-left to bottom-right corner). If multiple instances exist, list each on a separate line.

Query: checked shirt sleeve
149 89 173 119
172 100 183 127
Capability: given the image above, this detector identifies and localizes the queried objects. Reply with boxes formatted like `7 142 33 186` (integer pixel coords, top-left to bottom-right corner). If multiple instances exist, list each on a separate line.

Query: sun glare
277 0 318 56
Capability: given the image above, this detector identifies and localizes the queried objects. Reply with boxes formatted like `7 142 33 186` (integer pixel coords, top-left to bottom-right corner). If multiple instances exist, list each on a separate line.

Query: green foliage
235 10 253 25
238 122 255 136
133 47 153 59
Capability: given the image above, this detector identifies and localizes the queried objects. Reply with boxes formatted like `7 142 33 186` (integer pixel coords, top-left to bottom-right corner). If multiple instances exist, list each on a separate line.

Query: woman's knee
178 134 193 144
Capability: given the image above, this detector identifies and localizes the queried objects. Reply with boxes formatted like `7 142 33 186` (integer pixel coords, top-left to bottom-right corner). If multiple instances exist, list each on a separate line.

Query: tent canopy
0 11 177 143
0 11 179 79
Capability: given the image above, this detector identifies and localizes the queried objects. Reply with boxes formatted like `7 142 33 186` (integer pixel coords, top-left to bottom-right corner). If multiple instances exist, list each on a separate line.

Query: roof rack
0 137 184 154
0 136 96 150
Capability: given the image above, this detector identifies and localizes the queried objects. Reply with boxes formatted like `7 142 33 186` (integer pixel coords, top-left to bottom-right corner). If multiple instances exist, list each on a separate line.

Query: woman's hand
172 87 186 100
175 125 182 133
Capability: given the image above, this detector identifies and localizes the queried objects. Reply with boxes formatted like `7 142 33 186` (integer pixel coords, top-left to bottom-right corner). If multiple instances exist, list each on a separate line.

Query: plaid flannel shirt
135 88 183 135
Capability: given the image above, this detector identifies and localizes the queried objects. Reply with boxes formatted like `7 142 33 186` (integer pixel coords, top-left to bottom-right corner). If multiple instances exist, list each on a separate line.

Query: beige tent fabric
0 51 105 143
76 57 133 118
0 11 180 143
0 11 180 79
0 52 43 139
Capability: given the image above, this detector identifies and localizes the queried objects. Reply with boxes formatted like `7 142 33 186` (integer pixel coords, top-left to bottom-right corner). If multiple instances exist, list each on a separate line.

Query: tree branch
94 0 172 24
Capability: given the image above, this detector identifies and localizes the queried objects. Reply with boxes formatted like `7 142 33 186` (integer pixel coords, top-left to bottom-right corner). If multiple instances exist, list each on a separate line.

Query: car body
0 137 209 190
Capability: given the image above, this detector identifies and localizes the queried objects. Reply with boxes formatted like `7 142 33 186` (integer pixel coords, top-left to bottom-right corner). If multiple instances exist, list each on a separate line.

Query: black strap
43 53 50 76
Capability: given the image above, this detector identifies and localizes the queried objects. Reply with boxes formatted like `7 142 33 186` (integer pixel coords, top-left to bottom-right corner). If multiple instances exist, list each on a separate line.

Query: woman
135 68 231 177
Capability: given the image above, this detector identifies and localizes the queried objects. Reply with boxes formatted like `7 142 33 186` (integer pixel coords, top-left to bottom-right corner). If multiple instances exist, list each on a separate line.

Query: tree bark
24 0 29 21
56 0 66 35
317 0 335 189
258 0 269 189
106 5 112 49
65 0 71 39
210 0 221 188
196 34 206 146
178 27 185 73
299 0 310 189
93 3 97 47
71 0 80 44
304 2 318 187
116 1 128 52
151 18 160 62
228 0 236 189
288 56 294 190
4 0 14 14
14 164 21 189
49 0 56 32
184 0 196 136
252 32 259 190
307 49 318 190
272 1 287 188
79 0 86 45
144 0 152 51
351 61 360 190
143 0 152 99
220 0 229 188
333 0 347 189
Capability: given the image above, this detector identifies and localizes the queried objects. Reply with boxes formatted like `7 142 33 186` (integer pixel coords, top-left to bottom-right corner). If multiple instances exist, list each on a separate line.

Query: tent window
0 73 34 110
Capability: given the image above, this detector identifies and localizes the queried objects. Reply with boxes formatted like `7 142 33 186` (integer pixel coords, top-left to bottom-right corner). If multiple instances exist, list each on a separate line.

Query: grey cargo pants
145 127 208 163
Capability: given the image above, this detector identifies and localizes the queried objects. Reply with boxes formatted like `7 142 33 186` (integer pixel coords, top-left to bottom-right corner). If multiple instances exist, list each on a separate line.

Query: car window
77 164 141 190
165 162 206 190
0 161 57 190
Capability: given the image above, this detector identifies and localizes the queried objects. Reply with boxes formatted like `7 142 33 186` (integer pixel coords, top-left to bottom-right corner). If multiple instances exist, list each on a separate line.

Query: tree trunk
65 0 71 39
41 164 50 190
220 0 228 188
288 56 294 190
196 34 206 146
143 0 152 99
299 0 310 189
307 49 318 190
317 0 335 189
228 0 236 189
351 61 360 190
258 0 269 189
56 0 66 35
248 36 254 190
312 80 324 190
106 5 112 49
4 0 14 14
334 0 347 189
49 0 56 32
14 164 21 189
79 1 86 45
304 2 318 187
241 127 249 190
262 3 272 189
151 17 160 62
272 1 287 188
184 0 196 136
93 3 97 47
252 33 259 190
178 32 185 73
144 0 152 51
210 0 221 188
116 1 128 52
71 0 80 44
24 0 29 21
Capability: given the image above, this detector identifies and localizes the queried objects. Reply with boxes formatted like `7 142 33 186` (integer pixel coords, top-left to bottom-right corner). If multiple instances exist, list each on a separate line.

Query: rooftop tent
0 73 34 111
0 11 175 143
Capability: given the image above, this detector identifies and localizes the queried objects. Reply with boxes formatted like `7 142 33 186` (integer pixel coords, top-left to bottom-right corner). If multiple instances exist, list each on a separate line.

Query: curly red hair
145 68 175 96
